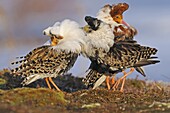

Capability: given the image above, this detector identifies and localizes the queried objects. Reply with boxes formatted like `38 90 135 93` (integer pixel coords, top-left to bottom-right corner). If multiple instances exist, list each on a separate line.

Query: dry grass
0 69 170 113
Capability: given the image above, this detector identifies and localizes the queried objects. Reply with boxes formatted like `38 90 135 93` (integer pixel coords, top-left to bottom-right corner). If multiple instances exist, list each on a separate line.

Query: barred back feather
11 19 86 86
83 40 159 88
11 46 78 85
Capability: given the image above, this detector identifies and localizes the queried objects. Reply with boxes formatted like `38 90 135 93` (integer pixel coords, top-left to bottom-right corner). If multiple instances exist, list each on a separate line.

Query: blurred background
0 0 169 82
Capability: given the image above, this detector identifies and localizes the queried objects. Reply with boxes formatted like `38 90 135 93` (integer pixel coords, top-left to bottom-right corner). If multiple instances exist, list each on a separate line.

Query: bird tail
11 46 49 65
135 67 146 77
82 69 106 89
21 74 41 86
10 46 50 75
134 47 160 74
134 57 160 67
133 43 160 76
140 47 158 59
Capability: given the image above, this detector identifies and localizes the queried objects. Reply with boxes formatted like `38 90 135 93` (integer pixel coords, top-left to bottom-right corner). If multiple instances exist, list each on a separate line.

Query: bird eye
89 29 92 33
49 30 53 35
116 15 119 19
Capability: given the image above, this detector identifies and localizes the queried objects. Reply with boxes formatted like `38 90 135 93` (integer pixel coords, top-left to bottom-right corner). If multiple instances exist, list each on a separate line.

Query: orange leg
113 68 135 92
122 71 127 75
120 68 134 92
112 78 120 91
45 77 52 89
110 74 116 88
119 71 127 92
111 77 115 85
106 76 111 90
112 73 125 90
48 77 61 91
120 77 126 92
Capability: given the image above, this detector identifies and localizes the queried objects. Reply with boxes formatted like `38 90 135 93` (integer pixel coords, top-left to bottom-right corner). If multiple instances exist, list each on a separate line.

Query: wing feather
11 45 78 85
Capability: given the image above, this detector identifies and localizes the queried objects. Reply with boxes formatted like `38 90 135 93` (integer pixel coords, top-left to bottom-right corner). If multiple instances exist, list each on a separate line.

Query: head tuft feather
43 19 86 53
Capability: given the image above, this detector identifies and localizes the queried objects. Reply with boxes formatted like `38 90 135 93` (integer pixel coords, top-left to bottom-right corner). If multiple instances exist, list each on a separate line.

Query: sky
0 0 170 82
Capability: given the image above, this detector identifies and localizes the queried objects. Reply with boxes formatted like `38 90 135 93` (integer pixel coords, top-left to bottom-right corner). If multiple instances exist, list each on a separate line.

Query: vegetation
0 69 169 113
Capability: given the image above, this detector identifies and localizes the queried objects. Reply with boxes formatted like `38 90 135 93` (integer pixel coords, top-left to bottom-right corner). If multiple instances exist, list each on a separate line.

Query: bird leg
45 77 52 89
48 77 61 91
112 72 126 90
120 71 127 92
110 74 116 87
106 76 111 90
112 76 121 91
120 68 135 92
112 68 135 91
111 77 115 85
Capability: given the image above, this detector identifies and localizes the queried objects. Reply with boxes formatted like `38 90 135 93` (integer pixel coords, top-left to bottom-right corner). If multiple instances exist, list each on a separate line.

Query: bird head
96 3 129 26
43 19 86 53
112 15 123 24
84 16 102 32
50 35 63 46
110 3 129 26
44 20 82 46
96 4 117 25
43 27 63 46
83 16 115 53
43 23 63 46
84 16 114 37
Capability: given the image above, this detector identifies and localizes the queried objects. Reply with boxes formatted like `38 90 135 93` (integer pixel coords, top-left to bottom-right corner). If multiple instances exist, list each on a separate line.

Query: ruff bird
82 16 159 92
11 19 86 91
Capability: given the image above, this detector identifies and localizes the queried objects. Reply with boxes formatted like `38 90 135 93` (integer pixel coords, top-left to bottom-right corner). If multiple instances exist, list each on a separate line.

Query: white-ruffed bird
11 19 86 91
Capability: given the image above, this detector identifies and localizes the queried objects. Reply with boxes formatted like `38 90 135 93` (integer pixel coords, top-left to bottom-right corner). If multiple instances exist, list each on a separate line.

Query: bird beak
57 35 64 39
121 20 129 27
51 36 59 46
83 25 91 33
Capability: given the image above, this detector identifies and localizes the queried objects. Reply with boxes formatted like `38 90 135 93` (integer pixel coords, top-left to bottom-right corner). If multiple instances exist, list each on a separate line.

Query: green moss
0 88 67 107
0 78 7 85
0 78 8 89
